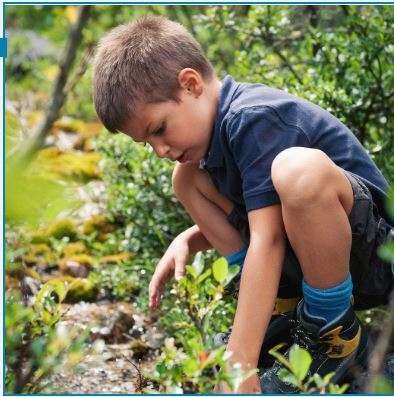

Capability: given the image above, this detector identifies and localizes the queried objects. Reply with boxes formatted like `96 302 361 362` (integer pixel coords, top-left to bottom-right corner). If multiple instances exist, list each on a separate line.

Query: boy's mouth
176 151 189 163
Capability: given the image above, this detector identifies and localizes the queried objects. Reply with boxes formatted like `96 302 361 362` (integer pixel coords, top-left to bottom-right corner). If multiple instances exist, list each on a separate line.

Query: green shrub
146 254 250 393
5 284 97 393
95 132 191 262
88 263 139 300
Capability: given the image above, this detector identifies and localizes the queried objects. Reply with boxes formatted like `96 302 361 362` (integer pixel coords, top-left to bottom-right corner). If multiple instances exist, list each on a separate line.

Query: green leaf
289 344 312 382
312 373 326 389
183 357 199 376
328 383 349 394
378 241 394 263
186 265 197 279
277 368 298 387
197 269 212 284
269 343 291 370
192 252 204 276
212 257 228 284
224 264 240 287
323 372 335 384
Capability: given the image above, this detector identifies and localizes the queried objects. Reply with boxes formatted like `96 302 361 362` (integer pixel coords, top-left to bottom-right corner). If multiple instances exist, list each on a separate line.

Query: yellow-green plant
148 254 254 393
5 281 98 393
269 344 348 394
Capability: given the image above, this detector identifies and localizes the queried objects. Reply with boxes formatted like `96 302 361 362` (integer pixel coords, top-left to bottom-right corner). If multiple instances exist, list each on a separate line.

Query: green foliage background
5 4 394 393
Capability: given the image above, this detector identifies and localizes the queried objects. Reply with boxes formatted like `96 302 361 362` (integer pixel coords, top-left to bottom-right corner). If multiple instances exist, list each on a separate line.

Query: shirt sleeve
227 106 311 212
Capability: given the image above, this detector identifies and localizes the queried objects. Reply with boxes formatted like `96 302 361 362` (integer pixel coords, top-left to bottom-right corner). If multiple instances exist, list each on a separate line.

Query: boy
93 16 393 393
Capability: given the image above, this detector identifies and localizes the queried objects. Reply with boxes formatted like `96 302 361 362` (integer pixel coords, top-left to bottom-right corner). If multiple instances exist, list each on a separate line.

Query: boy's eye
152 123 166 136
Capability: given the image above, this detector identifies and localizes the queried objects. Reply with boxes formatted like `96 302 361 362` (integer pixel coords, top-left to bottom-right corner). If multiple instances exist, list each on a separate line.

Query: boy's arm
225 204 286 392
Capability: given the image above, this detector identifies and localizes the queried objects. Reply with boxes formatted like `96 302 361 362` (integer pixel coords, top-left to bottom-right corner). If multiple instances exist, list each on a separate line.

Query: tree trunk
22 5 93 162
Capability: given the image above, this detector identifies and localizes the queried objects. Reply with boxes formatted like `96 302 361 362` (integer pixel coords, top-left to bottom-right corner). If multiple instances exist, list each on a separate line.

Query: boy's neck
208 77 223 127
211 77 223 105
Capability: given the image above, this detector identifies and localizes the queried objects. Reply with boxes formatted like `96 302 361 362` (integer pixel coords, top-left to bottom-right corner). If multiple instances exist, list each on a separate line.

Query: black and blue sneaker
260 300 369 394
213 295 301 369
215 267 302 369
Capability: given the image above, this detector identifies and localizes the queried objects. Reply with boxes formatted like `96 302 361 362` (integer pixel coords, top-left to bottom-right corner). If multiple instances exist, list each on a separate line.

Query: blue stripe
0 38 6 58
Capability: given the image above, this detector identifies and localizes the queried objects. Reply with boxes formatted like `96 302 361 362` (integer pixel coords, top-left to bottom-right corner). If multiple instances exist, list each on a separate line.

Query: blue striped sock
302 274 353 323
225 246 248 269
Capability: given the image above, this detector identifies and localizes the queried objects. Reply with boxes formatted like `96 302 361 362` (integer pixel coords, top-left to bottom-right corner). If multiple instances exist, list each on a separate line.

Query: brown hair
93 15 215 133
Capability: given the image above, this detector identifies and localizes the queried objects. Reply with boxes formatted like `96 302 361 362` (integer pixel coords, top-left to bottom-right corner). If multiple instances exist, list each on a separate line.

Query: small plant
269 344 348 394
5 281 100 393
147 254 254 393
88 264 139 300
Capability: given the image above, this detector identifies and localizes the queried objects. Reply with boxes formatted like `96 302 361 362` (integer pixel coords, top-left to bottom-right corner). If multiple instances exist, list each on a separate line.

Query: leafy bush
146 254 252 393
88 263 140 300
5 283 100 393
95 132 191 263
196 5 394 179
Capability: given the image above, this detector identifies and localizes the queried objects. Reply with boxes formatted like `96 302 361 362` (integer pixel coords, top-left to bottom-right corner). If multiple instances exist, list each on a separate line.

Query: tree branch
22 5 93 162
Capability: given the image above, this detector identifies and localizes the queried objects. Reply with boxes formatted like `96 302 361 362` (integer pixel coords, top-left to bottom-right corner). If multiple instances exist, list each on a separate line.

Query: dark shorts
227 170 393 310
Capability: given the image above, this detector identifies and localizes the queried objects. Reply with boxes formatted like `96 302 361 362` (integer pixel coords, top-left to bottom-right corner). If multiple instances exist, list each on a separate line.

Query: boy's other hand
149 235 190 310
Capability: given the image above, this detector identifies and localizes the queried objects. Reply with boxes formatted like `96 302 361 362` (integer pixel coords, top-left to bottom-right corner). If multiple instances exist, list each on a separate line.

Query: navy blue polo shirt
200 76 390 220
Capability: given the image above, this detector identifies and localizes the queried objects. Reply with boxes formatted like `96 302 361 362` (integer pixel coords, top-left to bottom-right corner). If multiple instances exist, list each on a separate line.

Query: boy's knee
172 162 199 201
271 147 333 206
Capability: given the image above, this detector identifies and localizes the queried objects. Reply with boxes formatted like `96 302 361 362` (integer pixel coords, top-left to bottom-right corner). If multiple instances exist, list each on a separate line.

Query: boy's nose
154 143 171 159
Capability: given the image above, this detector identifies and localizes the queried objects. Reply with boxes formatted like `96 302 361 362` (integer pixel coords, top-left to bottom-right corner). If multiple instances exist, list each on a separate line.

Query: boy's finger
149 292 160 310
174 255 187 280
149 280 162 308
149 264 170 294
175 249 189 281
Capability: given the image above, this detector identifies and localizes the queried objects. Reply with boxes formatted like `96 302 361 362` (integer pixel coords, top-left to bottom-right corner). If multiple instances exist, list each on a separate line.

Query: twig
123 355 147 393
65 41 95 96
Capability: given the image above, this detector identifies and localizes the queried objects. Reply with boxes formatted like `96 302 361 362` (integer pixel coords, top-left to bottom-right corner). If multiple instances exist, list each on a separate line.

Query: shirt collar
200 75 239 169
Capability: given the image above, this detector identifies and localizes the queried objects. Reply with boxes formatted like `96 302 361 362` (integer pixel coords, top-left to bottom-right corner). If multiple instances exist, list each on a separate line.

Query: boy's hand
149 234 190 310
214 373 261 394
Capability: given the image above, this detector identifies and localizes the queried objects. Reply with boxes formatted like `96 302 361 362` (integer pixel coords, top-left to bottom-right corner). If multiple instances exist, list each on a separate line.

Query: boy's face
123 71 220 164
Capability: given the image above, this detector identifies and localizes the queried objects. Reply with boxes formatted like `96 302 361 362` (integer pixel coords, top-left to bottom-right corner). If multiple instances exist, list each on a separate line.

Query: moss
53 117 85 133
30 231 50 244
53 117 102 137
22 244 57 268
100 252 131 265
46 276 98 302
28 243 51 256
25 268 41 280
51 118 103 152
83 214 115 235
46 218 78 240
129 339 149 360
64 278 98 303
62 241 87 257
59 254 93 271
33 147 101 182
6 263 41 281
47 275 75 285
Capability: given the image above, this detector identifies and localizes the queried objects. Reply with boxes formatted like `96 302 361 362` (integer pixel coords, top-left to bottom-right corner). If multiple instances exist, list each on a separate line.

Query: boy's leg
172 162 245 256
261 147 369 393
271 147 354 289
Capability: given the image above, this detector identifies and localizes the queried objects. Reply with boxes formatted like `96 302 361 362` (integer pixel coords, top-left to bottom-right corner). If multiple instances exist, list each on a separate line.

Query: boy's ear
178 68 203 97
